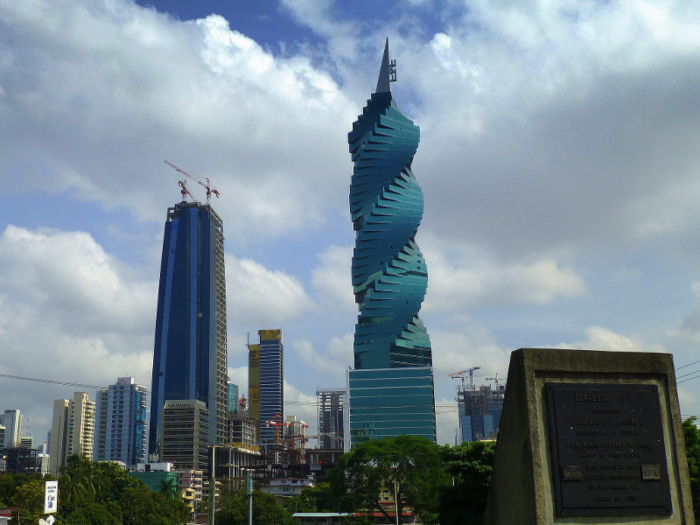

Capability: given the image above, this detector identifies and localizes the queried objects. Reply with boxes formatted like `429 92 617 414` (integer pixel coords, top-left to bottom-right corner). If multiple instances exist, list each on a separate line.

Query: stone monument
484 348 695 524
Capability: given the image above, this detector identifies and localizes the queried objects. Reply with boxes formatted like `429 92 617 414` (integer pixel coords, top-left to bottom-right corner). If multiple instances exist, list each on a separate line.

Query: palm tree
160 477 179 500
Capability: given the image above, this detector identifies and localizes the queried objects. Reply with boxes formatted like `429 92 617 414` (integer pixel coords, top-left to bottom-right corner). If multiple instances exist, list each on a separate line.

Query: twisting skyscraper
149 201 228 458
347 40 436 446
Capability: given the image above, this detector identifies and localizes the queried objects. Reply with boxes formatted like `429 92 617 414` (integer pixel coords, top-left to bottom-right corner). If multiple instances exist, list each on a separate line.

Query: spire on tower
375 38 396 94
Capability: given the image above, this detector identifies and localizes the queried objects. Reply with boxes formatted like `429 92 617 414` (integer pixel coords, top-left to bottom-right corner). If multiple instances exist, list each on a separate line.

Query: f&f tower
347 40 436 447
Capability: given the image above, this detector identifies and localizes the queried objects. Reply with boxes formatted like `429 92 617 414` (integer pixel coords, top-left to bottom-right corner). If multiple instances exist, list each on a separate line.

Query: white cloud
283 381 319 436
227 366 249 399
430 326 511 379
311 245 355 312
0 1 356 238
292 334 353 378
226 255 314 326
0 225 156 339
555 326 666 353
422 240 586 312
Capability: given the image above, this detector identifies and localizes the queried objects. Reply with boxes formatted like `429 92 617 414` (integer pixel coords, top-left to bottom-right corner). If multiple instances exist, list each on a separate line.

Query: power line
0 373 107 390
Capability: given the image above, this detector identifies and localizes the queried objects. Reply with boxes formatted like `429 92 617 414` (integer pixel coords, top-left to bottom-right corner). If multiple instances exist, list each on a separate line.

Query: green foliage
0 455 188 525
11 478 45 524
328 435 448 525
438 440 495 525
159 477 179 500
119 485 189 525
284 482 335 513
216 490 293 525
61 501 122 525
683 417 700 517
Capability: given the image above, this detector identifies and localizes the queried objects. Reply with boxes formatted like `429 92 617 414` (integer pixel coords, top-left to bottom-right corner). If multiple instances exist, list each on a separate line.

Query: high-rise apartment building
347 41 436 447
248 329 283 445
317 389 346 450
1 409 23 448
94 377 147 465
160 400 209 472
49 392 95 474
149 201 228 457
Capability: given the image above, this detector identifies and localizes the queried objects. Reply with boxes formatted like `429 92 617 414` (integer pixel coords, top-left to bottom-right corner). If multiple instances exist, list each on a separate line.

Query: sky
2 0 700 448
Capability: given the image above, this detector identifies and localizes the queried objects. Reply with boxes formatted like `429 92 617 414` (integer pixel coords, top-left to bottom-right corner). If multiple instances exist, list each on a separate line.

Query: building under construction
317 388 346 451
457 384 505 443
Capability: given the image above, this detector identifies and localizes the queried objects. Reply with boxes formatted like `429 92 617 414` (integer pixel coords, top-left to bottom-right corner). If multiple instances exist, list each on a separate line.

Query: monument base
483 348 694 524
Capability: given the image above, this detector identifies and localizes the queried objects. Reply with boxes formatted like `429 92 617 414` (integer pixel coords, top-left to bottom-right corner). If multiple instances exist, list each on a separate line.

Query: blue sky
2 0 700 446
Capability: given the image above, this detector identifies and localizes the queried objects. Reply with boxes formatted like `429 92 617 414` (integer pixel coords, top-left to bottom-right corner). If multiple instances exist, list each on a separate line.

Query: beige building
48 392 96 475
160 400 209 472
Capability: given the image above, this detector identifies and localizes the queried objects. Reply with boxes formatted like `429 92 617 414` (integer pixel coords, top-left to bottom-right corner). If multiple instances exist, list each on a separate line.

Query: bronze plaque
546 383 672 516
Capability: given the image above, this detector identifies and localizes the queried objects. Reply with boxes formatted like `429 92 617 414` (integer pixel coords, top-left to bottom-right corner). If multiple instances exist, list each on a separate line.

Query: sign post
44 480 58 514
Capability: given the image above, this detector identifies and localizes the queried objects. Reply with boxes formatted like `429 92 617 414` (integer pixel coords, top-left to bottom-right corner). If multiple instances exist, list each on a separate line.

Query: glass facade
149 201 228 457
258 329 283 445
458 385 505 443
228 383 239 413
347 41 436 446
349 367 436 446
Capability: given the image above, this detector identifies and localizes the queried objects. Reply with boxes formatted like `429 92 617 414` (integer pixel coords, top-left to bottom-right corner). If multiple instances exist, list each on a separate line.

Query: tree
284 482 336 514
438 440 495 525
216 491 293 525
683 416 700 516
61 501 122 525
328 435 448 525
10 478 45 524
159 477 179 500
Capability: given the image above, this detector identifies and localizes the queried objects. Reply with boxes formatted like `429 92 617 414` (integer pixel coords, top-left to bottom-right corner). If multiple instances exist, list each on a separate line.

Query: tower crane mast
165 160 220 204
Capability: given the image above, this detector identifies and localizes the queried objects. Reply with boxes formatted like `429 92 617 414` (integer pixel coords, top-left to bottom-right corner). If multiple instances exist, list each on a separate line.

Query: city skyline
3 0 700 447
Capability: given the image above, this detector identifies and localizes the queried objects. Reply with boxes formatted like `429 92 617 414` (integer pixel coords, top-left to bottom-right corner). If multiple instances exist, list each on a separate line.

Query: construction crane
165 160 220 204
178 180 196 202
265 413 291 448
485 373 501 388
449 367 481 391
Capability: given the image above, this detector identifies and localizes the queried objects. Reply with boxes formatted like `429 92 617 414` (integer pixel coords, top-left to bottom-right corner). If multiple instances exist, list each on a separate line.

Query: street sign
44 480 58 514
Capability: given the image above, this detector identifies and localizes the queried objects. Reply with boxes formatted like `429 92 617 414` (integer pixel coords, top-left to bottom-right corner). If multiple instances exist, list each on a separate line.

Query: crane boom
165 160 220 204
449 366 481 391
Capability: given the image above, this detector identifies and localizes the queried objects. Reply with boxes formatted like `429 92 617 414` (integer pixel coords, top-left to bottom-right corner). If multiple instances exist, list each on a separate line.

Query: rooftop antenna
375 38 397 94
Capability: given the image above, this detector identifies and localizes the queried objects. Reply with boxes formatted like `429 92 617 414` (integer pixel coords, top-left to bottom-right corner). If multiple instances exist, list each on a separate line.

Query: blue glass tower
348 41 436 446
149 201 228 457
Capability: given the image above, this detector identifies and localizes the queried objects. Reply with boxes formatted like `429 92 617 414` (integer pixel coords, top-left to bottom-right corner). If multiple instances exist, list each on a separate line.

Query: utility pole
394 478 399 525
209 446 216 525
247 470 253 525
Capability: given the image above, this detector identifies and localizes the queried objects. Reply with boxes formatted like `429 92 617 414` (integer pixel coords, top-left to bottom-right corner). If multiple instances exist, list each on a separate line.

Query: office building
94 377 148 465
149 200 228 457
317 389 345 450
228 382 239 413
49 392 95 474
458 384 505 443
228 412 257 449
160 400 209 472
1 410 23 448
347 41 436 446
248 329 283 445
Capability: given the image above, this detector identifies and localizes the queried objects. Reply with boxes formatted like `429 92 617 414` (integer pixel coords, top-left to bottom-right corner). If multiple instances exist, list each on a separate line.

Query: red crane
178 180 196 202
265 413 291 448
165 160 220 204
